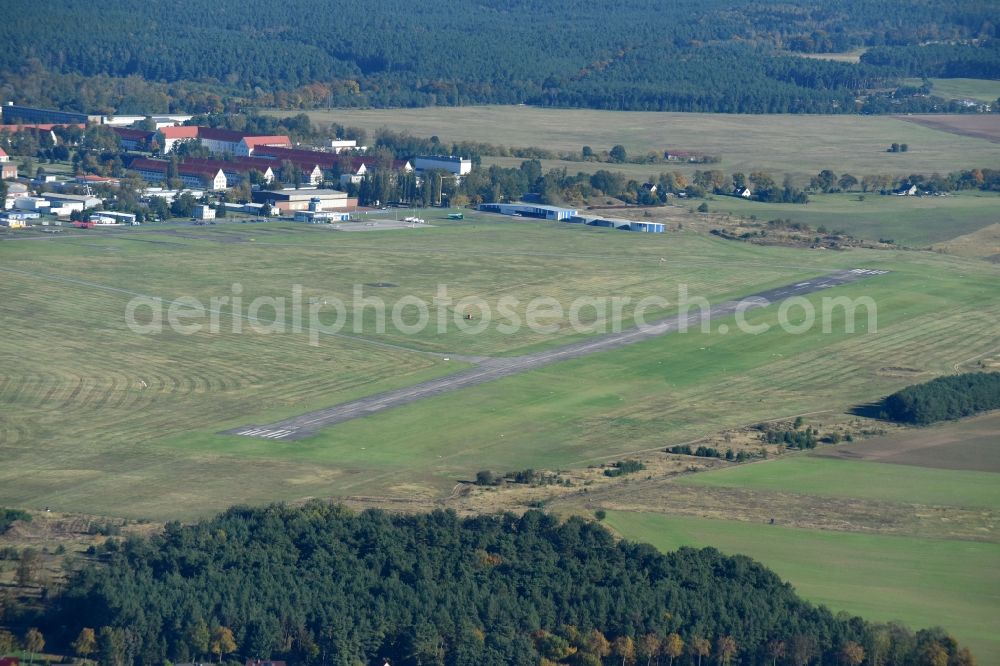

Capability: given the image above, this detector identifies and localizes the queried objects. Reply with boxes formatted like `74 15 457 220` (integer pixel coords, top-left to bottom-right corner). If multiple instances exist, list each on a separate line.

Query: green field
685 191 1000 247
904 78 1000 104
1 214 997 518
680 455 1000 509
603 512 1000 662
284 106 1000 178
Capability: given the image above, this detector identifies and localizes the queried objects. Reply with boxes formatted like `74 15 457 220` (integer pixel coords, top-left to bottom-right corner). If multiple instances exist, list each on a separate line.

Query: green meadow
702 191 1000 247
603 512 1000 662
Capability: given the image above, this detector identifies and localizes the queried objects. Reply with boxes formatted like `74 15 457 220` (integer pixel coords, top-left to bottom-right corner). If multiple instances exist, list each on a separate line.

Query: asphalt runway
226 268 888 440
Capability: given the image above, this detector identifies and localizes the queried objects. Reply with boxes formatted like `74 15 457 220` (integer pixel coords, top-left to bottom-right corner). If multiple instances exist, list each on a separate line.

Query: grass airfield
0 212 997 519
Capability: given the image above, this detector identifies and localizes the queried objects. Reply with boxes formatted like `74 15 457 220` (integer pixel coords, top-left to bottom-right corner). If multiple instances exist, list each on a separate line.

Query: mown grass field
694 191 1000 247
1 213 996 519
603 512 1000 662
285 106 1000 177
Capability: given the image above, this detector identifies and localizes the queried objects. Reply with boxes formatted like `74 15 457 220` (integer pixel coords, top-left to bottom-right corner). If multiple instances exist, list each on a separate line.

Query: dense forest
881 372 1000 425
0 0 997 114
15 504 967 665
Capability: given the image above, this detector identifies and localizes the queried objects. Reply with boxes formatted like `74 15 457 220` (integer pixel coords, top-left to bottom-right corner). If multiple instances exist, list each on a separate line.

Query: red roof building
129 157 227 190
112 127 156 150
156 126 291 156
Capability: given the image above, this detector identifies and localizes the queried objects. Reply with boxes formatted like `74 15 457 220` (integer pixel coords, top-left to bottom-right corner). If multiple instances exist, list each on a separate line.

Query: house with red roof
76 174 121 187
156 126 200 152
129 157 227 190
111 127 156 151
0 147 17 179
239 134 292 156
180 157 276 187
156 126 291 156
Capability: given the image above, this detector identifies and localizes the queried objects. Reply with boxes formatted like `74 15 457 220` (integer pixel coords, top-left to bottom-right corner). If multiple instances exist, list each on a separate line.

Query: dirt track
227 268 888 440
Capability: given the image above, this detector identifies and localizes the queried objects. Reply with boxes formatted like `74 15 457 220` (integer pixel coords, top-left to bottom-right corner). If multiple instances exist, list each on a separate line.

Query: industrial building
414 156 472 177
89 211 138 225
192 205 216 221
479 204 664 232
252 188 357 214
1 103 99 125
101 114 192 128
628 221 665 232
294 210 351 223
44 193 102 210
330 139 366 153
478 202 577 221
13 197 50 213
573 215 666 233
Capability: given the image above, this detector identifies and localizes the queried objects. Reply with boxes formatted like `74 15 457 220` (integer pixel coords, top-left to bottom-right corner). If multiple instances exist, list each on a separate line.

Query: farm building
478 202 577 220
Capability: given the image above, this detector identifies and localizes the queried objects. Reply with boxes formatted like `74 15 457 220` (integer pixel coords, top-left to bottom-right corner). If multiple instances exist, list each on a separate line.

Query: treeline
36 502 974 665
0 0 997 114
666 445 758 462
881 372 1000 425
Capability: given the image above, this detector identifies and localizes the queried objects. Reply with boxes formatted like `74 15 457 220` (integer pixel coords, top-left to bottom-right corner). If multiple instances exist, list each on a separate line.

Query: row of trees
38 502 975 665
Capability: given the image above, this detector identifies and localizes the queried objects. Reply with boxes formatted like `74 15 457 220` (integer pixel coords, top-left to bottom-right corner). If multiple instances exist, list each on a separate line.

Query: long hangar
478 202 665 232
